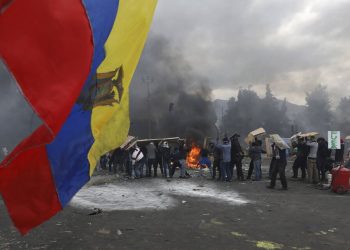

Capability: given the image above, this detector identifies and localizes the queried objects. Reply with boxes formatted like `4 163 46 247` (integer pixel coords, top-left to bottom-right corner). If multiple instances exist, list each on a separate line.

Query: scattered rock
231 231 247 237
210 218 224 225
97 228 110 235
255 241 284 250
256 209 264 214
88 208 102 216
328 228 337 233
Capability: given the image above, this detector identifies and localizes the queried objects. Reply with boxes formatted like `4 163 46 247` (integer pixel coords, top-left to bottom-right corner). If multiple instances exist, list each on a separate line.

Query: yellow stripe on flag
88 0 157 175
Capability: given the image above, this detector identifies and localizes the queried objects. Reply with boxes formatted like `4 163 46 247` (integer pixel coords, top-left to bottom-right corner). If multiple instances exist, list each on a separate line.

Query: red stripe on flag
0 0 93 136
0 142 62 235
1 125 53 167
0 0 12 10
0 0 93 234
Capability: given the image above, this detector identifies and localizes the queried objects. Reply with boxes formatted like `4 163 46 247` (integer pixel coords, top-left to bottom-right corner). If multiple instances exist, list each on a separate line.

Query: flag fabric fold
0 0 157 234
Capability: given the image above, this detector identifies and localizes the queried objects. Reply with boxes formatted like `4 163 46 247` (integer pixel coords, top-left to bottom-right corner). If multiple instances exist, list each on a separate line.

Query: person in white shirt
306 136 319 184
131 145 145 179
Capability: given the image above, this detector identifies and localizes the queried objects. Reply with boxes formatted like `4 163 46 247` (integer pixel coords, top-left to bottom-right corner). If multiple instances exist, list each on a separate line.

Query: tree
222 88 262 137
305 84 332 134
261 85 290 136
334 97 350 136
279 98 291 136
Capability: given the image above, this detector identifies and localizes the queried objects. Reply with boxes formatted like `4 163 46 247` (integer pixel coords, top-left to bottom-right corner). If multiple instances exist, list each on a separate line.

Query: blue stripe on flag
46 0 119 207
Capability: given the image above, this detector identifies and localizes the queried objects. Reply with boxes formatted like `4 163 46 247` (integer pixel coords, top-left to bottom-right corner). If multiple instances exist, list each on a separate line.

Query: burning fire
186 145 201 169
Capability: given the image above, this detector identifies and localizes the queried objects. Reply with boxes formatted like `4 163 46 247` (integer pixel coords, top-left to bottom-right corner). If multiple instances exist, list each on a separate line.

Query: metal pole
143 76 153 138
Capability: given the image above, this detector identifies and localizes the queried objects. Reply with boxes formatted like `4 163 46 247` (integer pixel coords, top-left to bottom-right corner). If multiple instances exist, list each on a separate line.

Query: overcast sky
146 0 350 106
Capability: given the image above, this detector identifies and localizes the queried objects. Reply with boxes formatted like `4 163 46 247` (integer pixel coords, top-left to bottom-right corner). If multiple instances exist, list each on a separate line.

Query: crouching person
131 145 145 179
198 148 213 178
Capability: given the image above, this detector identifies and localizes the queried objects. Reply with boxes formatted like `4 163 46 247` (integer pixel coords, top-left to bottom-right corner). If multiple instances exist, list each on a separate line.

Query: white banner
328 131 341 149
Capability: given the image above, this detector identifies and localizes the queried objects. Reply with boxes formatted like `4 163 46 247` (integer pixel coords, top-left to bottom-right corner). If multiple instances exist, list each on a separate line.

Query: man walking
267 145 288 190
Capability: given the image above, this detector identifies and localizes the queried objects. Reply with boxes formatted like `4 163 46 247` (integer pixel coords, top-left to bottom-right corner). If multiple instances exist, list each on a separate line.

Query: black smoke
130 35 217 142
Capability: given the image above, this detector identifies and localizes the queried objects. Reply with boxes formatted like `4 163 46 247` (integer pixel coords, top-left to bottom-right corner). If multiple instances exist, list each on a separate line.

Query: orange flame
186 145 201 169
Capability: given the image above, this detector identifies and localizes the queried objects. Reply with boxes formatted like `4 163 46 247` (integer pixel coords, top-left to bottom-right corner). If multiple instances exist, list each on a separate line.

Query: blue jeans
162 160 170 178
220 162 230 181
134 158 146 178
133 162 140 178
179 159 186 177
254 160 262 180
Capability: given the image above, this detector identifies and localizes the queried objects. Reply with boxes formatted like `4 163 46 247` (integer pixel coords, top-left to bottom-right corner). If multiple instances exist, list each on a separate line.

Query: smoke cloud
0 60 41 161
130 35 217 141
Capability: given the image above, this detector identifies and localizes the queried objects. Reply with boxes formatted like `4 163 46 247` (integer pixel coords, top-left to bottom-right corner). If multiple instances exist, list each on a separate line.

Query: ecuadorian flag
0 0 157 234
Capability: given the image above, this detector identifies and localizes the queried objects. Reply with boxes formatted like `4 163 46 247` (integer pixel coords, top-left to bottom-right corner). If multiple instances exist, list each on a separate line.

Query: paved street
1 162 349 250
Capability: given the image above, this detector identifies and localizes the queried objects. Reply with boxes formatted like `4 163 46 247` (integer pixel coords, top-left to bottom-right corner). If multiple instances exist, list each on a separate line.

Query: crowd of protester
98 134 349 191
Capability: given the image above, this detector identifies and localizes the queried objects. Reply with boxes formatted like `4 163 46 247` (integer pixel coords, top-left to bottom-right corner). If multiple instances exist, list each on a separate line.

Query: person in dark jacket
110 148 124 174
170 147 187 178
159 141 171 178
100 154 108 170
146 142 157 177
219 137 231 181
155 144 163 177
292 137 308 179
268 143 277 179
230 134 244 181
213 143 222 180
249 141 263 181
247 138 263 180
335 139 345 164
267 145 288 190
317 137 328 182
